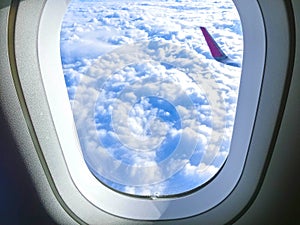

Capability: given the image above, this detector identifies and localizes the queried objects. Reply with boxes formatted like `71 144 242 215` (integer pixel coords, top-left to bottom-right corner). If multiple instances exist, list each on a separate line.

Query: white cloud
61 0 243 196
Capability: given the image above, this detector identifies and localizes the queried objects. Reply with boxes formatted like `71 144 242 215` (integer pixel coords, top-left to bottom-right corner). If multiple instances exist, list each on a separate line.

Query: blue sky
60 0 243 196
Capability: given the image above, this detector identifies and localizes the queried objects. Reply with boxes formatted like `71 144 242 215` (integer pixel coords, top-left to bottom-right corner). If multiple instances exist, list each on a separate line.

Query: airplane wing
200 26 240 68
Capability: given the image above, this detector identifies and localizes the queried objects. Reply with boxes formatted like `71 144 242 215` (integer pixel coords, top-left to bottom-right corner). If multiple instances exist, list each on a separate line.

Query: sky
60 0 243 197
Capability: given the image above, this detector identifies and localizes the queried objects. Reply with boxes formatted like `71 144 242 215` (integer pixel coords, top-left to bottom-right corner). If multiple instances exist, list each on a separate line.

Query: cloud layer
60 0 243 196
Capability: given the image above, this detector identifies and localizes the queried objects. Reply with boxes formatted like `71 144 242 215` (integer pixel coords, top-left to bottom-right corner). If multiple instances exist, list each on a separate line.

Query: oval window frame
37 0 265 220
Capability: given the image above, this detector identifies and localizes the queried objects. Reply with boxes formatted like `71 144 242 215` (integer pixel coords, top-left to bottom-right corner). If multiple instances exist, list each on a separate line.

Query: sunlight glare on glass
60 0 243 197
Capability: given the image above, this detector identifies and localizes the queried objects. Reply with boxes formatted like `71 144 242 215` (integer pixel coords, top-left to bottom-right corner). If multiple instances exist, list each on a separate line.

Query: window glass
60 0 243 197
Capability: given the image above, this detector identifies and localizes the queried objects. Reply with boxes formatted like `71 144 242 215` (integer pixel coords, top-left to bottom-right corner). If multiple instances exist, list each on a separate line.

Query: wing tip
200 26 240 68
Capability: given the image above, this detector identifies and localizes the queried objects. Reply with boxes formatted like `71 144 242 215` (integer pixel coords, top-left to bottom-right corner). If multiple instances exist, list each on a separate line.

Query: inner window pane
60 0 243 197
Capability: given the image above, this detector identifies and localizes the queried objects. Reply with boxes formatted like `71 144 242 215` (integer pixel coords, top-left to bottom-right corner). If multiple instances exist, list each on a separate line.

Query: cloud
61 0 243 196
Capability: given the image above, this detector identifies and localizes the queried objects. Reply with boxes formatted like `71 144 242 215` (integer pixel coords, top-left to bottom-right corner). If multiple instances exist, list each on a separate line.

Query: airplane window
60 0 243 197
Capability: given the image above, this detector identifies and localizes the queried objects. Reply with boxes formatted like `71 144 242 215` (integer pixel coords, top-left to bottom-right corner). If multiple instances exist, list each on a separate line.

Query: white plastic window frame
37 0 265 220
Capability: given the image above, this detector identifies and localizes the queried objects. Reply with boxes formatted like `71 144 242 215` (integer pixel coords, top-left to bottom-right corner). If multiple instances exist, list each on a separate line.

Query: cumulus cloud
60 0 243 196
